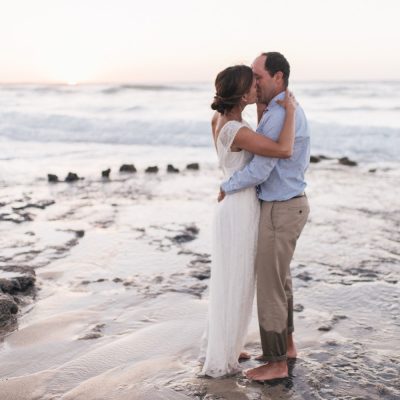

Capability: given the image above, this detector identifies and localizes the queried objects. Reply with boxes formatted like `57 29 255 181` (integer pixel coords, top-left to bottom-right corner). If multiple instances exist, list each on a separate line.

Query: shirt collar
263 90 286 114
269 91 286 108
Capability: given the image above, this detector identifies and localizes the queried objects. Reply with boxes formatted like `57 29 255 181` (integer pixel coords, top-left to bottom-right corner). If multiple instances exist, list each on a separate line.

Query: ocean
0 81 399 399
1 81 399 164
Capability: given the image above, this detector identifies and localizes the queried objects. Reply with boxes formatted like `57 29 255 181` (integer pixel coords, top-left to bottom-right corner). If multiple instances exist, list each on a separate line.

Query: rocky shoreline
0 154 358 332
0 154 399 400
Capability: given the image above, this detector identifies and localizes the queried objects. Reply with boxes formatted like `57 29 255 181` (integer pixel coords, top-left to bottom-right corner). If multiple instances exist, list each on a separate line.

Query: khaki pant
256 195 309 362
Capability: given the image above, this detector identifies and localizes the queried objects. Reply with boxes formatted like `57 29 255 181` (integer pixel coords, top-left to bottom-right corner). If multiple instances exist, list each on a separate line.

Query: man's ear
274 71 284 83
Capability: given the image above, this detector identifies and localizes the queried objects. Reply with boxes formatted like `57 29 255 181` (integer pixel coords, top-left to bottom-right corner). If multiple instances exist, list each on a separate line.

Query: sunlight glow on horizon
0 0 399 84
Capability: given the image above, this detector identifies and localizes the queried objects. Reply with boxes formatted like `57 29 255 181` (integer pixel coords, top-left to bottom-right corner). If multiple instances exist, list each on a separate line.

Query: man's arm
220 107 286 194
221 154 278 194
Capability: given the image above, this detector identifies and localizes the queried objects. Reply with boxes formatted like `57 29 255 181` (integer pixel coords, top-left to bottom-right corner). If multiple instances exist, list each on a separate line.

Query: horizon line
1 79 400 86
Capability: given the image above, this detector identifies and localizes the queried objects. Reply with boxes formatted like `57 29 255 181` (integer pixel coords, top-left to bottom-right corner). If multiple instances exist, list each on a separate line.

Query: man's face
252 55 277 104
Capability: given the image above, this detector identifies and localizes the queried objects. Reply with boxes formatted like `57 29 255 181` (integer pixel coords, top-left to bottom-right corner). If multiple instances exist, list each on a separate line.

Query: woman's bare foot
245 361 288 381
239 351 251 361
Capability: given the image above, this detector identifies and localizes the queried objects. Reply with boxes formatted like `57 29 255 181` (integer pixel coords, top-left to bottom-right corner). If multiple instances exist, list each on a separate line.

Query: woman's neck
224 105 243 122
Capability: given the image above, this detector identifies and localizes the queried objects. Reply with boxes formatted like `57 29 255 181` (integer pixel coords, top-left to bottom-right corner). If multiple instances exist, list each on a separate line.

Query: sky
0 0 399 83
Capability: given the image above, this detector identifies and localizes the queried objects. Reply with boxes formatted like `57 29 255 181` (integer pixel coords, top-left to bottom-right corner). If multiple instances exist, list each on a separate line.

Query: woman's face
245 77 257 104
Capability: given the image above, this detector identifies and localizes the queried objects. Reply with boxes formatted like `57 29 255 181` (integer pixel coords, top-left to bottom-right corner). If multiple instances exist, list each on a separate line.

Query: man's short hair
262 52 290 88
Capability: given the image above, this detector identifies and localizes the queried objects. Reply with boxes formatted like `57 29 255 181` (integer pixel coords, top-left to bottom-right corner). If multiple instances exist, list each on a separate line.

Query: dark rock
338 157 357 167
119 164 137 173
293 304 304 312
188 258 211 268
0 212 34 224
167 164 179 173
296 272 312 281
170 224 199 244
12 200 55 211
310 156 321 163
0 279 16 293
171 283 207 298
318 155 334 160
96 278 107 282
0 273 36 294
369 168 377 173
152 276 164 284
186 163 199 170
0 293 18 324
75 230 85 238
190 266 211 280
113 277 123 283
102 168 111 178
15 275 36 292
145 166 159 173
48 174 59 183
186 224 199 235
332 315 347 323
78 324 105 340
318 325 332 332
65 172 80 182
173 233 196 243
79 332 102 340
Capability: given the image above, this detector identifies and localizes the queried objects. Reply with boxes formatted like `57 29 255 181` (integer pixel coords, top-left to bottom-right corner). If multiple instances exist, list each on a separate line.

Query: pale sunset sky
0 0 399 84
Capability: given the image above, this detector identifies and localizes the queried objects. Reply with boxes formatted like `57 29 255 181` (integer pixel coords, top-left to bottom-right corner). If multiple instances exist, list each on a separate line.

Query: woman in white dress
200 65 296 378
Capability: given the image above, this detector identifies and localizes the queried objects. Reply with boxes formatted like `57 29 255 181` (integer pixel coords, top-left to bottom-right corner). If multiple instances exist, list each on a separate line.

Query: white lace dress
200 120 261 377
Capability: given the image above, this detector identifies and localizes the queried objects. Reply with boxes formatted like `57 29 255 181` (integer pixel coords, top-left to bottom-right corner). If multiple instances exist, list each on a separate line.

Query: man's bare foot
245 361 288 381
287 334 297 359
239 351 251 361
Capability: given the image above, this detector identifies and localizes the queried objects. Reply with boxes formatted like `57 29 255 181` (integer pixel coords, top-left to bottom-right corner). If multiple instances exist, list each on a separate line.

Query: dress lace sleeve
217 121 244 151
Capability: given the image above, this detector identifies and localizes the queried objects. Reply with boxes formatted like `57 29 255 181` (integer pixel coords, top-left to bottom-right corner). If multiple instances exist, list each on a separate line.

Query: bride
199 65 296 377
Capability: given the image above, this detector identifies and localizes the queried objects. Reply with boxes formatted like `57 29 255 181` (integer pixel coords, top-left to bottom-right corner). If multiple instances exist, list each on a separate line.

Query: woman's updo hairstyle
211 65 253 114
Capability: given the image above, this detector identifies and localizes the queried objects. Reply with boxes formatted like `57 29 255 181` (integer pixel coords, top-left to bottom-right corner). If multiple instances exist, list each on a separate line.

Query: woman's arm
233 90 296 158
211 111 219 151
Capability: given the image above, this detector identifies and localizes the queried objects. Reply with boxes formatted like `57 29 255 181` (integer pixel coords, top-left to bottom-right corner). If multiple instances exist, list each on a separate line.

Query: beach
0 82 399 399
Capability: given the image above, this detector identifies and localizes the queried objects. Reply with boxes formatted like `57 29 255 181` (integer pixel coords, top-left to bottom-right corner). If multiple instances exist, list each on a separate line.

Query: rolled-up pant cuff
262 354 287 362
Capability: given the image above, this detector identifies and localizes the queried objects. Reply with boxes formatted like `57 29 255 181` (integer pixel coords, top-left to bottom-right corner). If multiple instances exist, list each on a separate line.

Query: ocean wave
0 109 399 162
328 106 400 112
0 83 208 96
0 111 211 147
101 84 204 95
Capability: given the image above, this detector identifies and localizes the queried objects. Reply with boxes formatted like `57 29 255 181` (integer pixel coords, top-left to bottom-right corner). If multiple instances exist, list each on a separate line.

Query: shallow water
0 143 399 400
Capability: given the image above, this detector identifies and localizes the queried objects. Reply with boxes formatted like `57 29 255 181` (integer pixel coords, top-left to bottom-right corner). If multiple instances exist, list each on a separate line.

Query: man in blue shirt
220 52 310 381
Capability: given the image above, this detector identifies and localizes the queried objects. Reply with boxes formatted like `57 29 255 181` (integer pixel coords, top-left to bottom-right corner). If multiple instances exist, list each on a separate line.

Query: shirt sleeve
220 107 285 194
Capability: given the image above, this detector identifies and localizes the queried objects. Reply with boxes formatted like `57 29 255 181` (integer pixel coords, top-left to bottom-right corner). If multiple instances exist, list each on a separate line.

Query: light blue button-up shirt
221 91 310 201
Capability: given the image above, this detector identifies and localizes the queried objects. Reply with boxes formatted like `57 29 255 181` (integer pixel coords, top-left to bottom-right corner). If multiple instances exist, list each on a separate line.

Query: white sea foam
0 81 399 162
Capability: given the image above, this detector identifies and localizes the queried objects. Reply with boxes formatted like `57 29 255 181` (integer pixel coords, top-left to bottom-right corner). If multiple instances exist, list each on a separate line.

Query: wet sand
0 143 399 400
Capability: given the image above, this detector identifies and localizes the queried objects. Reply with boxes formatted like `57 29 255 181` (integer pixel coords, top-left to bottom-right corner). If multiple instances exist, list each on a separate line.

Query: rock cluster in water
310 155 358 166
47 163 200 182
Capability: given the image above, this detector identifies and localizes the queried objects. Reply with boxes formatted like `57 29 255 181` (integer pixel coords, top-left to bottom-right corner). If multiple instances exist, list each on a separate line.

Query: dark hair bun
211 95 228 114
210 65 253 115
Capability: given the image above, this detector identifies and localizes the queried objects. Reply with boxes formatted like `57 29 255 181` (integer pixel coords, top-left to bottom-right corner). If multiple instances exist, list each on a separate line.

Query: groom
219 52 310 381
